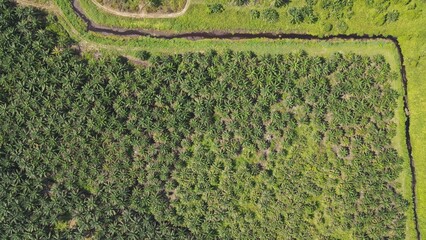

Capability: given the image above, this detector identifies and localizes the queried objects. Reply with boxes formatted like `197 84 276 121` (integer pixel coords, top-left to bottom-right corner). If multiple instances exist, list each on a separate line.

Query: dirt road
89 0 190 18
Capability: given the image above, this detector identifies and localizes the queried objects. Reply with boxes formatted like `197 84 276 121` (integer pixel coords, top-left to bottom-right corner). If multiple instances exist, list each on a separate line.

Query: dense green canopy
0 1 406 239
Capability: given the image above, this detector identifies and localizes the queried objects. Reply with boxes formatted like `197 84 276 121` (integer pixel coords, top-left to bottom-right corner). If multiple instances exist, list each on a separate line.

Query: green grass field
73 0 423 35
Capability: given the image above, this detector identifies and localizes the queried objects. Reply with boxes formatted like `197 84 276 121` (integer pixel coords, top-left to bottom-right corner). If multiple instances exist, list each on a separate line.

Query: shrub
288 7 303 24
322 22 333 32
374 0 390 13
320 0 353 12
408 3 416 10
336 21 348 32
376 13 386 25
250 9 260 19
208 3 224 14
289 6 317 24
234 0 249 6
386 10 399 22
274 0 289 8
304 10 318 23
263 8 279 22
147 0 162 8
136 50 151 60
338 147 350 158
365 0 374 6
306 0 317 6
301 6 317 23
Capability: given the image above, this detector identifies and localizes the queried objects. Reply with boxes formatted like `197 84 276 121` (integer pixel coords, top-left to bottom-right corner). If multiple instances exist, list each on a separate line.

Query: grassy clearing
83 36 401 57
405 40 426 238
391 49 416 240
72 0 423 36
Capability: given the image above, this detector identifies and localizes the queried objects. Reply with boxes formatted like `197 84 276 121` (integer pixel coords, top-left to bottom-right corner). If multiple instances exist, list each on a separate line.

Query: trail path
15 0 57 12
89 0 190 18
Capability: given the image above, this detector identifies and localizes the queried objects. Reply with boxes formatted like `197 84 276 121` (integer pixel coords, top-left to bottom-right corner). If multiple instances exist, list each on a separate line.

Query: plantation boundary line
49 1 422 239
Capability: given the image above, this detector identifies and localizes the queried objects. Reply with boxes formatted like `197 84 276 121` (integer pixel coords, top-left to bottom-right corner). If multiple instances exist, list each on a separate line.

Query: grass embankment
71 0 421 34
17 0 426 238
405 40 426 238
